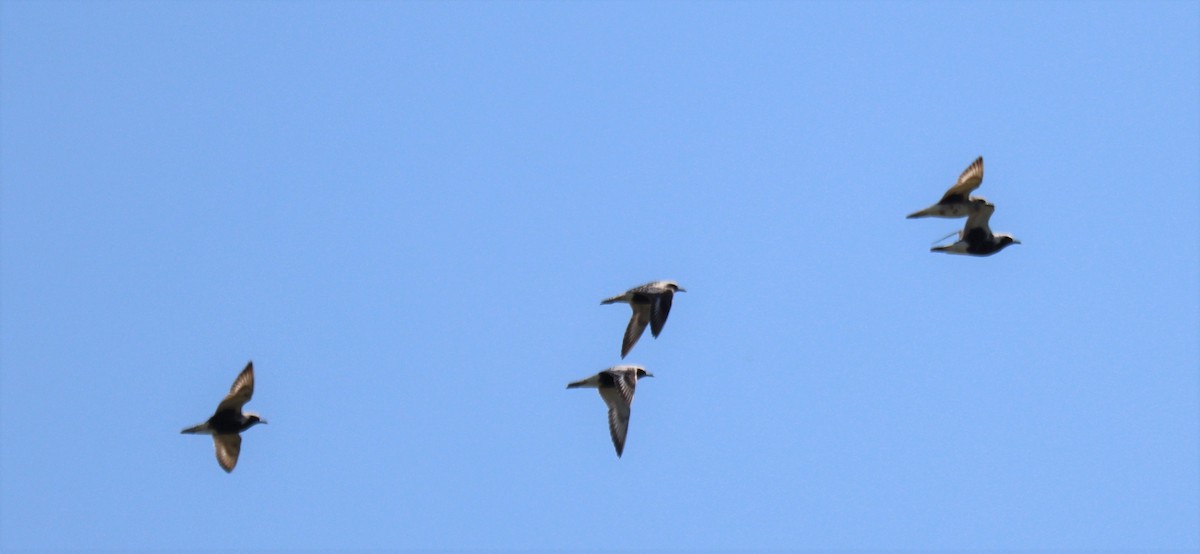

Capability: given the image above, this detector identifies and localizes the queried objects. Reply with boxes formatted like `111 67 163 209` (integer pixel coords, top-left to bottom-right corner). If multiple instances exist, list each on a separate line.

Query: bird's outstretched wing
961 200 996 241
939 156 984 202
216 362 254 413
598 384 633 457
213 434 242 473
622 304 651 358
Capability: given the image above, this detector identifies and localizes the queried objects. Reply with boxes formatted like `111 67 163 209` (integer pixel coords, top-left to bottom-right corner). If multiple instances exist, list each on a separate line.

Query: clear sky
2 1 1198 551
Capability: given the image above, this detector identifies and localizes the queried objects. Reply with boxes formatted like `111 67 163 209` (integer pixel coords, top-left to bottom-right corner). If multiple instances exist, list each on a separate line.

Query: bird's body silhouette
907 156 989 219
601 280 685 358
181 361 266 472
567 365 653 457
931 201 1020 256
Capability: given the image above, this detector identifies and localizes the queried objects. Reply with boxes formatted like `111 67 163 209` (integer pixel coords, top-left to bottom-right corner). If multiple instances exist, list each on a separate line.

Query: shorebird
931 201 1020 256
907 156 989 219
181 361 266 472
567 365 653 458
601 280 685 358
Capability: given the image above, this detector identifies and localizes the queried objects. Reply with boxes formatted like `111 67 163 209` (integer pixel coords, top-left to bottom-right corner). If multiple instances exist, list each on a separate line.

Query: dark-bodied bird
567 365 653 457
907 156 988 219
601 280 685 358
931 201 1020 256
181 361 266 472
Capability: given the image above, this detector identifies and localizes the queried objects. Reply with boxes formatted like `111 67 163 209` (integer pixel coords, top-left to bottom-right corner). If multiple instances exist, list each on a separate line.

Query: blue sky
2 1 1198 551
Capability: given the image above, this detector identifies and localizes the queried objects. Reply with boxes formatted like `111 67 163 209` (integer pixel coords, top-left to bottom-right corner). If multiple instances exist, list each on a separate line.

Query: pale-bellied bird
907 156 989 219
601 280 685 358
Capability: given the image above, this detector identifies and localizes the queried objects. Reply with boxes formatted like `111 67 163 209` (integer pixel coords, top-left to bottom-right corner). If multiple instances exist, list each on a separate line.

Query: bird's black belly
207 410 247 434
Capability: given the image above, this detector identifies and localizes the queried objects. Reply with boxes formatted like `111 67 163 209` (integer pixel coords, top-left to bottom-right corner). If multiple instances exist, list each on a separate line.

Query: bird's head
666 281 686 293
245 413 268 427
635 367 654 379
998 235 1021 249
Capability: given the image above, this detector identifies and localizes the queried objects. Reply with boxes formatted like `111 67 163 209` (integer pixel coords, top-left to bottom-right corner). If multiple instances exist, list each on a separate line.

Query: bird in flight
181 361 267 472
601 280 685 358
567 365 654 458
931 201 1021 256
907 156 989 219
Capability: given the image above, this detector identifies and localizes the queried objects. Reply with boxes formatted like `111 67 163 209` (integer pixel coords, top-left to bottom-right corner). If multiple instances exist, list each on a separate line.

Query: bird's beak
260 419 269 424
645 372 655 378
677 287 687 293
1014 240 1022 245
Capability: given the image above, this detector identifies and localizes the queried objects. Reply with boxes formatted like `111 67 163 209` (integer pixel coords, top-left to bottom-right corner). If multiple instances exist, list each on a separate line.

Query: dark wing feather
599 387 631 457
621 305 650 358
649 291 674 338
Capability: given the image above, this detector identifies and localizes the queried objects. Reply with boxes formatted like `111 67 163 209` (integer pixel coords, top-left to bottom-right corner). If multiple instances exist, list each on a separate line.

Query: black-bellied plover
181 361 267 472
567 365 653 458
931 201 1020 256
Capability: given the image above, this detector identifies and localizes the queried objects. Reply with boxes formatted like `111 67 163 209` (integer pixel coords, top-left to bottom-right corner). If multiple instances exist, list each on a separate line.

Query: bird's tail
566 375 600 389
930 243 967 254
906 206 937 219
180 423 210 434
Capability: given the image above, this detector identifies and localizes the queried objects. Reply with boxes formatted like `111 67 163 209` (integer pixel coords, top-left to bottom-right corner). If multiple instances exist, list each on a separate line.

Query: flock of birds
182 156 1020 470
908 156 1021 256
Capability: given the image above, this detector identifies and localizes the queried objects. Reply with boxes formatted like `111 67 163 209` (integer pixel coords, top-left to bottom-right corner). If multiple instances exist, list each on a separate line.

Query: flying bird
181 361 267 472
601 280 685 358
567 365 654 457
907 156 989 219
931 201 1020 256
